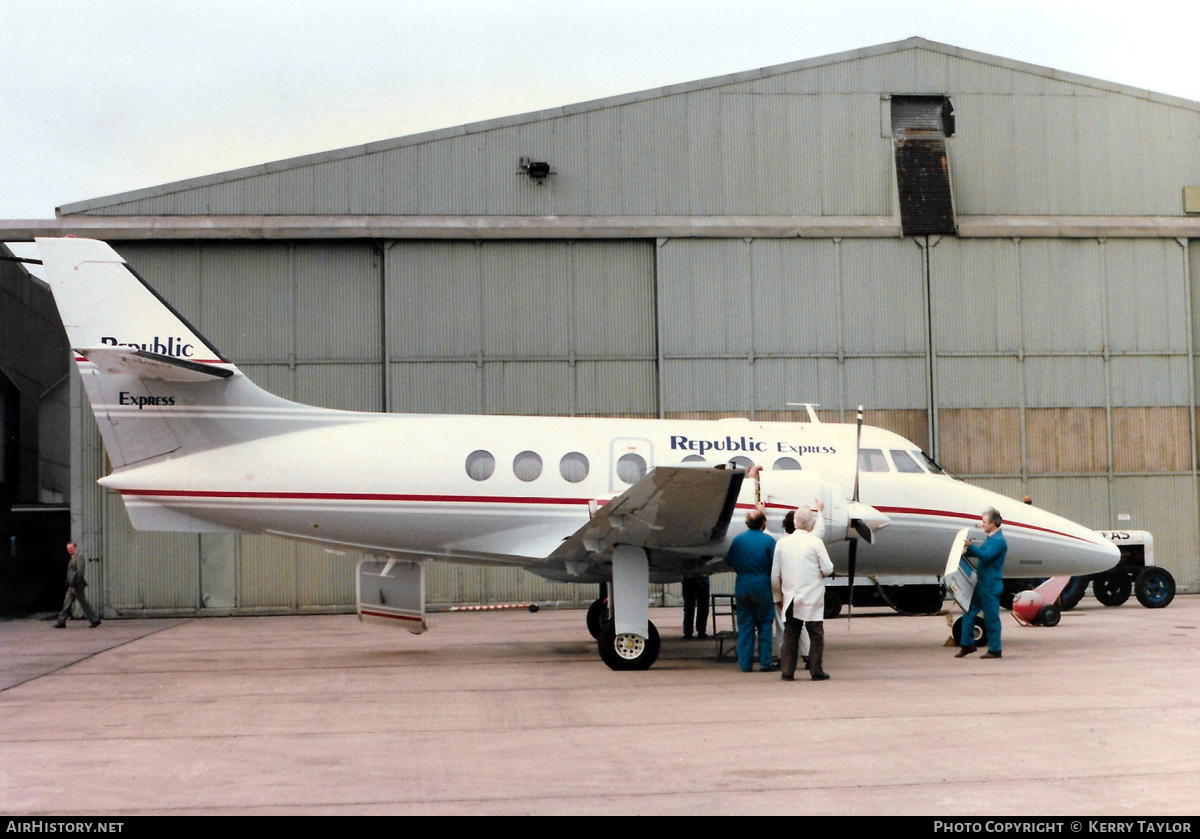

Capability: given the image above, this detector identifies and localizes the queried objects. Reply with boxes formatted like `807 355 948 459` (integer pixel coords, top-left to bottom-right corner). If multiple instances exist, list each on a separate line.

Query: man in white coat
772 506 834 681
772 500 825 668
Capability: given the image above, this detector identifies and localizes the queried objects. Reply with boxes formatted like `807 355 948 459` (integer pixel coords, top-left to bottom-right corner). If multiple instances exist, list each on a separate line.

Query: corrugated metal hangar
8 37 1200 616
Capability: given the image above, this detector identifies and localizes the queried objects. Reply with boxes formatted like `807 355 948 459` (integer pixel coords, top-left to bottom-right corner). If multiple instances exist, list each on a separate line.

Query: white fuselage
99 410 1119 581
31 236 1121 668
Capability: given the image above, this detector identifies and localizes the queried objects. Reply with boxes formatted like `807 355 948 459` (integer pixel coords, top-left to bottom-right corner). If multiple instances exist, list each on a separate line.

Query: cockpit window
891 449 924 473
858 448 889 473
914 450 946 475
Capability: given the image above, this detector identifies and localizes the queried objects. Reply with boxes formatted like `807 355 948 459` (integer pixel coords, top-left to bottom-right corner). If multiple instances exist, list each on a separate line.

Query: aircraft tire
1093 573 1132 607
598 621 660 671
951 615 988 647
1037 604 1061 627
1059 576 1088 611
586 597 609 640
1134 566 1175 609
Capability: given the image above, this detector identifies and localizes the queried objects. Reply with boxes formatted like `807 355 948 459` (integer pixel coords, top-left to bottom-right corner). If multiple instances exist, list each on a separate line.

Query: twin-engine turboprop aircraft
27 237 1119 669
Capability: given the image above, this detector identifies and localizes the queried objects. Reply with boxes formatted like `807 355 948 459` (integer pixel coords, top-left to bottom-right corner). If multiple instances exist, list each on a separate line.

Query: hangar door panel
385 241 657 417
928 236 1198 590
117 242 383 412
656 237 929 444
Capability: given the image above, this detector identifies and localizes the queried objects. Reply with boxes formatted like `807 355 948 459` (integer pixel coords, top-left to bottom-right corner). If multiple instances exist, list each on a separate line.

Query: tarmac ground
1 595 1198 815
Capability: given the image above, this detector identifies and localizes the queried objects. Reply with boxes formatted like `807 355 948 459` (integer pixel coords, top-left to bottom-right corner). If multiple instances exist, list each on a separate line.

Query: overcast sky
4 0 1199 219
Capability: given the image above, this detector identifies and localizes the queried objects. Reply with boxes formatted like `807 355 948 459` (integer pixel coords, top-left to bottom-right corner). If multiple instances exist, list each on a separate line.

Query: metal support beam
7 214 1200 242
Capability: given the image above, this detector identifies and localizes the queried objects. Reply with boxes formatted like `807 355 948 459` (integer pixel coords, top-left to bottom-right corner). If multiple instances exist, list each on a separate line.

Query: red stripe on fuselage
873 505 1094 543
114 489 1096 543
740 501 1093 544
117 488 593 506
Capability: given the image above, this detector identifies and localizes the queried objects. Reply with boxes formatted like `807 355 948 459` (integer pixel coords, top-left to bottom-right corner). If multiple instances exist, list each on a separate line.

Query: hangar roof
54 36 1200 228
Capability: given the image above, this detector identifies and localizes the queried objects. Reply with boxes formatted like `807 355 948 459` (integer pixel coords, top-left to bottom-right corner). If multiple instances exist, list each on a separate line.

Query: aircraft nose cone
1043 529 1120 576
1089 534 1122 571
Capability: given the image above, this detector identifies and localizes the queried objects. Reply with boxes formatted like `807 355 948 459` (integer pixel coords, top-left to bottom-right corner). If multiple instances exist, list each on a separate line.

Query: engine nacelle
755 468 890 545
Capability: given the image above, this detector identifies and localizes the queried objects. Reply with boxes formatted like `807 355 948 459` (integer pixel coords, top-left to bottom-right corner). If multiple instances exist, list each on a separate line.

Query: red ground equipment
1009 576 1070 627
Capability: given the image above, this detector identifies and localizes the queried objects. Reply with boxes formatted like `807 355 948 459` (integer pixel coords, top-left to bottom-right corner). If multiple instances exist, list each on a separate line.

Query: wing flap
549 466 744 568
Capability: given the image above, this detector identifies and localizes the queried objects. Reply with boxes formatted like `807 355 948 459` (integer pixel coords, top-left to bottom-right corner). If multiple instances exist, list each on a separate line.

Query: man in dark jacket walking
55 542 100 628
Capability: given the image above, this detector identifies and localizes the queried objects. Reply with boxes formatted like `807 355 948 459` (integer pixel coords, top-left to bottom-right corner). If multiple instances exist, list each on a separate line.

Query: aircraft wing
544 466 745 572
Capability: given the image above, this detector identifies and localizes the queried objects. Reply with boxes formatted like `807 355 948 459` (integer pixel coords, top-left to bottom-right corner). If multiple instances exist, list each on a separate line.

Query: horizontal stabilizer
34 236 346 473
75 346 235 381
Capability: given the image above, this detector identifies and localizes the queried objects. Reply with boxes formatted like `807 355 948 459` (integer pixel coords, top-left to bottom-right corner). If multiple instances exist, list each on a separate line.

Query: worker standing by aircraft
772 507 834 681
774 509 796 668
955 508 1007 659
725 507 777 672
774 502 825 667
681 576 709 639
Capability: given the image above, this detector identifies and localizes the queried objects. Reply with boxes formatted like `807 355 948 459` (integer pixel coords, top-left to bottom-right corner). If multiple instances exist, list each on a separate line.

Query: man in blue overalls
725 507 776 672
956 508 1007 659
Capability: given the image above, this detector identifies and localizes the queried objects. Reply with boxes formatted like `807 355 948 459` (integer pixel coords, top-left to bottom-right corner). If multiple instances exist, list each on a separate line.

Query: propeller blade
848 405 864 627
847 537 857 625
852 405 863 503
851 517 873 543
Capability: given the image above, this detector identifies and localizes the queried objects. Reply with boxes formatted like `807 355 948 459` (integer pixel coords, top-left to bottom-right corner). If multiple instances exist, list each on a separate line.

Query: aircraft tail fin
35 237 341 470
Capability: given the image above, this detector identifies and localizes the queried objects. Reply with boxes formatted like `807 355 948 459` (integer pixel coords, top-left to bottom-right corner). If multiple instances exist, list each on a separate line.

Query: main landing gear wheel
1135 566 1176 609
1094 573 1132 607
952 615 988 647
598 621 660 671
586 597 610 640
1059 576 1088 611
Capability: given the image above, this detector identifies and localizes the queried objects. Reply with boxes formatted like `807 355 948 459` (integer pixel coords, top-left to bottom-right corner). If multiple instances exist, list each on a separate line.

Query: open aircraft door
356 557 428 634
942 528 976 612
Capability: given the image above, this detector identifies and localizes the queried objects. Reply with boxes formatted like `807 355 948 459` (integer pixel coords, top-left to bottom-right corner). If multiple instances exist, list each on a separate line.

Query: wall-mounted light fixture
518 156 554 184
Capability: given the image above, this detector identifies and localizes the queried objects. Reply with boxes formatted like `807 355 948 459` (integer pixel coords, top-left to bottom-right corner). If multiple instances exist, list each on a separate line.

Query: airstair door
356 557 428 634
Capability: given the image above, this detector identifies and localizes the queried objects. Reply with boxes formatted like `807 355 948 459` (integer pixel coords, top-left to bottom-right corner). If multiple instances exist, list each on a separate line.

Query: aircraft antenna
786 402 821 423
848 405 864 626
